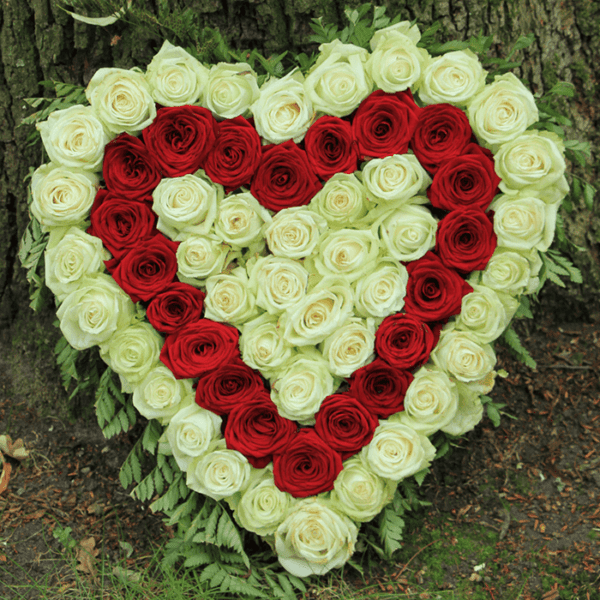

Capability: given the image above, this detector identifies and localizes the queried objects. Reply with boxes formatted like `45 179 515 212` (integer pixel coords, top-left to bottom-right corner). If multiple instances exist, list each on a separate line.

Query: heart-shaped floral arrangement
29 20 568 577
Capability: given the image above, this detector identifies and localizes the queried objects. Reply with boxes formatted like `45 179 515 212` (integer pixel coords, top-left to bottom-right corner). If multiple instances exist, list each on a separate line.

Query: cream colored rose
165 405 222 472
186 440 251 501
275 499 358 577
362 154 431 203
36 105 110 171
480 247 542 295
330 456 396 522
176 234 235 286
45 227 107 301
86 67 156 135
240 313 293 377
491 192 559 252
146 40 209 106
132 366 194 425
354 258 408 318
419 50 486 106
56 273 136 351
467 73 539 148
309 173 372 228
205 62 260 119
364 421 436 481
379 201 437 262
251 70 314 144
304 39 372 117
270 348 336 425
310 228 380 282
441 382 484 436
392 365 459 437
30 164 98 230
100 322 163 391
321 318 375 378
214 192 271 248
281 276 354 346
432 328 496 384
204 267 258 325
152 172 220 238
265 207 327 259
367 22 428 93
248 255 308 315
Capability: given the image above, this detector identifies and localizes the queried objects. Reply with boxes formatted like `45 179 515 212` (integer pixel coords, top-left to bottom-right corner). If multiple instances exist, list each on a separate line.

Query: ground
0 283 599 599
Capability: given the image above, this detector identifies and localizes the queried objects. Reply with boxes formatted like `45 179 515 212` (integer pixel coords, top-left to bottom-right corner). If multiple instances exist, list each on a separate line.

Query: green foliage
501 326 537 369
481 395 517 428
95 366 136 438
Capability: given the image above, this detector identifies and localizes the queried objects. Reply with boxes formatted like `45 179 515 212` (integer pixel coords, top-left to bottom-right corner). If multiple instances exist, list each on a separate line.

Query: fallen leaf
0 435 30 460
0 461 12 495
76 537 99 576
113 566 141 582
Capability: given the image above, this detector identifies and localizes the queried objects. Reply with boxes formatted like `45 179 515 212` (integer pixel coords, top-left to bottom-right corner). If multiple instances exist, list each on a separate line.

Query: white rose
240 313 293 377
271 348 336 425
56 273 136 350
176 234 236 286
367 23 428 93
251 70 314 144
281 276 354 346
330 456 395 522
165 404 222 472
379 201 437 262
205 62 260 119
441 382 484 436
419 50 486 106
480 247 542 295
86 67 156 135
304 39 371 117
467 73 539 148
491 192 560 252
354 258 408 318
152 172 220 238
265 207 327 259
30 164 98 230
321 318 375 378
204 267 258 325
309 173 371 227
392 365 459 436
248 256 308 315
364 421 436 481
186 440 251 501
45 227 108 301
132 366 194 424
146 40 209 106
36 105 111 171
275 499 358 577
432 328 496 384
214 192 272 248
100 322 163 391
362 154 431 203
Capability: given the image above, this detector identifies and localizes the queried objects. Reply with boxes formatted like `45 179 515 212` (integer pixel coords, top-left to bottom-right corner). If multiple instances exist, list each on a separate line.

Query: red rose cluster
87 88 502 499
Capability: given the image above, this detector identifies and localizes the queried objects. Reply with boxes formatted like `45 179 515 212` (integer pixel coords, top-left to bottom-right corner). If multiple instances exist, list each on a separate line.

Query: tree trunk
1 0 598 333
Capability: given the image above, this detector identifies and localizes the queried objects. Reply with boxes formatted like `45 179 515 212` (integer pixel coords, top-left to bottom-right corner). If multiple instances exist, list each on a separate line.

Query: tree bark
1 0 598 333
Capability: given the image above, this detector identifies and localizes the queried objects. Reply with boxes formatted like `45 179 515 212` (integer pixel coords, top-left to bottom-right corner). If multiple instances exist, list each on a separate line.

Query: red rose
273 429 343 498
87 189 158 259
349 358 413 418
142 106 217 177
103 133 161 199
314 393 378 460
146 282 205 334
375 313 436 370
404 252 473 322
109 235 179 302
303 116 359 180
428 144 501 212
435 208 497 273
204 117 262 192
224 392 297 468
195 358 265 416
352 90 421 159
160 319 240 379
410 104 472 173
251 140 322 212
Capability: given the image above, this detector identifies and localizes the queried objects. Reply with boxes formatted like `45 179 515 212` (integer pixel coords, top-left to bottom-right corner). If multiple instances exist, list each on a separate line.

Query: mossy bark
1 0 598 329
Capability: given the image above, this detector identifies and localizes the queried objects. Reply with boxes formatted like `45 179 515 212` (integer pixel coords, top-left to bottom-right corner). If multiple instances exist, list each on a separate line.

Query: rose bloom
145 282 205 334
142 106 217 177
321 318 375 378
353 258 408 318
264 207 327 259
204 62 260 119
176 234 235 285
214 192 271 249
203 268 258 326
240 314 293 376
